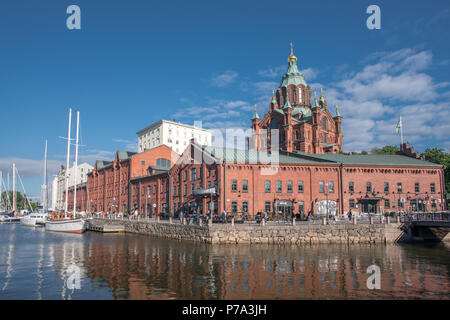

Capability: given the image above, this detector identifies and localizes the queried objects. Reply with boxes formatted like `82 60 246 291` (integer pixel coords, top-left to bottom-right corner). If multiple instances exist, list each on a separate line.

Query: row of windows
230 180 334 194
349 198 439 209
349 182 436 194
230 200 306 214
145 180 219 197
184 167 216 181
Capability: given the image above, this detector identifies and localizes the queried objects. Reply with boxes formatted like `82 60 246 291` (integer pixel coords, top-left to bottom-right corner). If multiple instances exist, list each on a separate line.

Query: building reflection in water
0 226 448 300
49 232 87 300
81 234 450 300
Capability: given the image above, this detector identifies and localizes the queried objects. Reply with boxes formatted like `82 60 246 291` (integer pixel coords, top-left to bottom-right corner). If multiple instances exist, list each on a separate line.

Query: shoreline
88 218 450 244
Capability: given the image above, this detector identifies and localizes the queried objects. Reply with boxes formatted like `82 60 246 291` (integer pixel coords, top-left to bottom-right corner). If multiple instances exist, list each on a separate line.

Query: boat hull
45 219 86 233
20 217 44 227
0 215 20 223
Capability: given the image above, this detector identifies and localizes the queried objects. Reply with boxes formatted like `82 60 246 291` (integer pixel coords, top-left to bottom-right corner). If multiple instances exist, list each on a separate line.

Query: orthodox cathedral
250 45 343 154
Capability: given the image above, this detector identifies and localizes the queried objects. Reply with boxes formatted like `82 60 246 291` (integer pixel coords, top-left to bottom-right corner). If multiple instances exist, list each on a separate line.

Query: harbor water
0 223 449 300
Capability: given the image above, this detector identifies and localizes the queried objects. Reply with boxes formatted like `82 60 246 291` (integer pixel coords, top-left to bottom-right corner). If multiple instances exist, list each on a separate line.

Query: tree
1 191 35 211
361 150 368 155
371 145 400 155
422 148 450 192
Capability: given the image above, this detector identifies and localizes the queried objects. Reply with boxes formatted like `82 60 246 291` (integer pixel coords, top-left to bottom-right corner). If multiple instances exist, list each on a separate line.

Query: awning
358 197 384 201
275 200 293 206
192 187 217 196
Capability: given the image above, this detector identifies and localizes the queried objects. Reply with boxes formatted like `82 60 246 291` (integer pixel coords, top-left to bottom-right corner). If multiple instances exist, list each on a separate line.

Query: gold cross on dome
290 42 294 54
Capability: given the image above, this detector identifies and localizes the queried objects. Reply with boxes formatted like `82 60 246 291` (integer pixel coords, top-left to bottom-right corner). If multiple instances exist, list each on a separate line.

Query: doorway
360 199 379 214
275 200 293 219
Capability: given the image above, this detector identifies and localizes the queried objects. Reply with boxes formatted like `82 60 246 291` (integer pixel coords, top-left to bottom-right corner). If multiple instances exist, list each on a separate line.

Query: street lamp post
325 182 329 224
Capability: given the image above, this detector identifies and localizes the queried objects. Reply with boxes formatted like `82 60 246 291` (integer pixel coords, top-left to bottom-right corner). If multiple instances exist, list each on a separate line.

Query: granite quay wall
90 218 406 244
90 218 210 242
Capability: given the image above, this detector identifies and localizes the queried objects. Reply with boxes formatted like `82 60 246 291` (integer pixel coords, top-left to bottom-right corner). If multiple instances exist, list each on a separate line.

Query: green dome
280 59 307 87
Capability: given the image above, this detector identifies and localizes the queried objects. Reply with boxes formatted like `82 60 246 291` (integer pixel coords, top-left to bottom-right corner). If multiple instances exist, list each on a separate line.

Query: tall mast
0 171 2 212
42 140 48 212
12 163 16 214
7 171 10 211
73 111 79 217
64 108 72 217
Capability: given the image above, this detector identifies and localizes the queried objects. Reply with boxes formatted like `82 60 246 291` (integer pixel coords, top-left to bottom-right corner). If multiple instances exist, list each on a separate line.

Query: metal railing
400 211 450 223
87 211 450 227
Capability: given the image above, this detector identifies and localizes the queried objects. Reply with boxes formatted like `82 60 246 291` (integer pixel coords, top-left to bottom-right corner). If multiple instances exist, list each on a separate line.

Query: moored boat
45 108 86 234
0 213 20 223
45 213 86 233
20 212 49 227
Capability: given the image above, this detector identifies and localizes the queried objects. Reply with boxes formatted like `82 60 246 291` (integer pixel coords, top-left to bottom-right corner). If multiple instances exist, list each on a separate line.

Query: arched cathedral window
322 117 327 130
290 87 295 104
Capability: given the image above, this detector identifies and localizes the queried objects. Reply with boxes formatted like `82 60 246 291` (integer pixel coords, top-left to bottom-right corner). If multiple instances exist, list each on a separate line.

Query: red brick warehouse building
68 47 447 217
153 141 445 217
79 145 178 215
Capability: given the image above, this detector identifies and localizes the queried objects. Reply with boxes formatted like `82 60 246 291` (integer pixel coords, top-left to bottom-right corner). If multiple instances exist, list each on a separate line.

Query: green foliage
371 145 400 155
1 191 34 211
360 150 368 155
422 148 450 192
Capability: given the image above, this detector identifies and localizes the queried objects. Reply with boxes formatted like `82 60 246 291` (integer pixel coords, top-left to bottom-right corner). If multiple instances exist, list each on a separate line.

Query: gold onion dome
288 42 297 62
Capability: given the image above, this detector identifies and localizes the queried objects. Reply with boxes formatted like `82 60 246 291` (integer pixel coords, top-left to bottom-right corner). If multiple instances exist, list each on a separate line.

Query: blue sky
0 0 449 199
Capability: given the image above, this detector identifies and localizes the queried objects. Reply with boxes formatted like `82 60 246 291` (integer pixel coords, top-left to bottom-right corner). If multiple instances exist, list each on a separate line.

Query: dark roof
201 145 331 165
117 150 137 161
199 144 441 167
95 160 112 169
293 152 442 167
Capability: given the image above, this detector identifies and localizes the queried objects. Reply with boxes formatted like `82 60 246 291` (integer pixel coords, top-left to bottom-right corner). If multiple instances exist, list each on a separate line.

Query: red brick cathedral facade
250 47 343 154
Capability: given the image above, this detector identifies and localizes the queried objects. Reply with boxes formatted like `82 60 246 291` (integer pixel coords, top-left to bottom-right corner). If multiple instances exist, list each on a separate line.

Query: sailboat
21 141 50 227
0 165 22 223
0 170 13 220
45 109 86 233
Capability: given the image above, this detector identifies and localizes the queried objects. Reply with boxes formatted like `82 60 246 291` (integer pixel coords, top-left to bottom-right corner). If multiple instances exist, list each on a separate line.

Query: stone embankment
91 218 409 244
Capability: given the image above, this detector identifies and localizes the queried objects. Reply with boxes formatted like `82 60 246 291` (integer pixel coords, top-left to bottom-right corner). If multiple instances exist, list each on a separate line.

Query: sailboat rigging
45 108 86 233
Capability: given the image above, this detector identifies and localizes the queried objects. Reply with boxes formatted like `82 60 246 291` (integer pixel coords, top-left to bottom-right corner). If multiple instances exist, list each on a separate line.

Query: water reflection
82 234 450 300
0 224 449 300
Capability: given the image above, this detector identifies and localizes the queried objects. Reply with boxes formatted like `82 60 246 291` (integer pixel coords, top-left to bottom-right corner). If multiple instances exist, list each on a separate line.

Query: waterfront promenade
88 211 450 244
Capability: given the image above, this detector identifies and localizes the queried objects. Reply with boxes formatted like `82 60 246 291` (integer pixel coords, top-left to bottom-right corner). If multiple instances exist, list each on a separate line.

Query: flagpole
400 116 404 150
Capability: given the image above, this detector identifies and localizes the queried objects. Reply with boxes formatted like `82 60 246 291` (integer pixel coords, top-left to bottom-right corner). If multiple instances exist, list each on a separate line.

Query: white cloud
257 65 317 81
113 139 133 144
313 48 450 152
0 157 62 179
253 81 278 95
257 65 285 78
113 139 138 152
301 68 317 81
211 70 238 87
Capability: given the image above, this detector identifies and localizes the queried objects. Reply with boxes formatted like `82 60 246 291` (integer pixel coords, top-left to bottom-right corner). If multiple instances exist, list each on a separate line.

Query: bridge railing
400 211 450 223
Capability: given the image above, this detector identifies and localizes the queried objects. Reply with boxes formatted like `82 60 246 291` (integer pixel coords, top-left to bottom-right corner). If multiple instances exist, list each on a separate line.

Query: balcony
192 187 217 196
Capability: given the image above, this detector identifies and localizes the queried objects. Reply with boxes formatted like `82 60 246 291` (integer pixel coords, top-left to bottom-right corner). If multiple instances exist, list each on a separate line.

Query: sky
0 0 449 199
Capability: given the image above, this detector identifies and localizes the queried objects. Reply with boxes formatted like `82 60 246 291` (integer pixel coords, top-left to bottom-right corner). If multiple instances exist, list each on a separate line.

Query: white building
51 176 58 211
137 120 212 154
54 162 93 211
